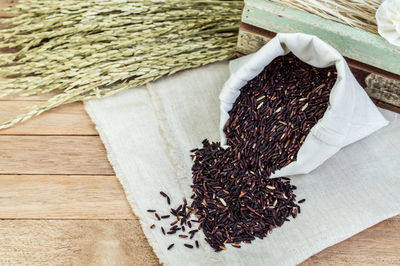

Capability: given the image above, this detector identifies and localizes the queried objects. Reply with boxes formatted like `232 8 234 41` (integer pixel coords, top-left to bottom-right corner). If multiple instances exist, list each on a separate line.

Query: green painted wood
242 0 400 75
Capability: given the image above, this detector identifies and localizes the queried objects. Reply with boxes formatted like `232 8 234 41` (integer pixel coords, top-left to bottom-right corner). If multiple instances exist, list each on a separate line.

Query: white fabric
376 0 400 47
220 33 389 178
85 62 400 266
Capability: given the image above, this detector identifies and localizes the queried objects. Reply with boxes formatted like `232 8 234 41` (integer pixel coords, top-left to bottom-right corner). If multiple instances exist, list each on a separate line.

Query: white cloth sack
219 33 389 178
376 0 400 47
85 61 400 266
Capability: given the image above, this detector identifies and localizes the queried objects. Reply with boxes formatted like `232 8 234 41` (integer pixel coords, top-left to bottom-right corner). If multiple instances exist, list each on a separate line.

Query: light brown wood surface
0 220 159 265
0 101 97 135
0 136 113 175
0 175 133 219
0 1 399 265
0 84 399 266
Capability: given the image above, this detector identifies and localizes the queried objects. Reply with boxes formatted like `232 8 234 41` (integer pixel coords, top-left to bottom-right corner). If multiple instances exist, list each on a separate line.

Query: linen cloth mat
84 61 400 266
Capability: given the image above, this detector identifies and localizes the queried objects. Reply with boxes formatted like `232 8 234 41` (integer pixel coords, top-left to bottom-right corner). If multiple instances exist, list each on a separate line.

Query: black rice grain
147 53 336 252
189 53 336 251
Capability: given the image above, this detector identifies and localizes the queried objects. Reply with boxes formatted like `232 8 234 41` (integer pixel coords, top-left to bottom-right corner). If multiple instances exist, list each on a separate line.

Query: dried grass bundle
0 0 242 129
270 0 381 34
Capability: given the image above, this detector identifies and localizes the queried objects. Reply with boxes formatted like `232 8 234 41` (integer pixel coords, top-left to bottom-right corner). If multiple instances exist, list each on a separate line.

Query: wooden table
1 74 399 266
0 1 399 265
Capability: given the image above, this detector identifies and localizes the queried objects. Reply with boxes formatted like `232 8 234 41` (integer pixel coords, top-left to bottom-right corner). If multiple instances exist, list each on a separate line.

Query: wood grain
0 0 399 264
0 220 159 266
0 219 398 265
366 74 400 107
0 0 16 18
303 220 400 265
0 171 397 224
238 22 400 82
242 0 400 75
0 101 97 135
0 175 133 219
0 136 114 175
237 23 400 111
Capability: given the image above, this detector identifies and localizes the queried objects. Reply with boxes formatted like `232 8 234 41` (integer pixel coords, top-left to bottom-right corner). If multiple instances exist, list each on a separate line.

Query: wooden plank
242 0 400 75
366 74 400 107
372 99 400 114
0 136 114 175
238 25 374 86
237 24 272 54
302 219 400 265
0 101 97 135
5 172 396 223
0 220 159 265
0 0 397 264
0 219 398 265
238 23 400 82
0 0 16 18
1 174 396 221
0 0 14 9
237 23 400 112
0 173 397 222
0 175 133 219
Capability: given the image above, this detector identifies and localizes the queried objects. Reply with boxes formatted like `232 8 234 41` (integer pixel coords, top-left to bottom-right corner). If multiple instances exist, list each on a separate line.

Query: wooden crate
237 0 400 112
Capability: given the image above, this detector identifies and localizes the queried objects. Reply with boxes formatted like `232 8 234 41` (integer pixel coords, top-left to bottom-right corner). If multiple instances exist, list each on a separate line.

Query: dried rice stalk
0 0 242 129
269 0 381 34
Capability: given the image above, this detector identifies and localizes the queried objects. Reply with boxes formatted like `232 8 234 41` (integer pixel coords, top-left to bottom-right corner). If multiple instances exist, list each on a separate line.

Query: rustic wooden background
0 0 399 264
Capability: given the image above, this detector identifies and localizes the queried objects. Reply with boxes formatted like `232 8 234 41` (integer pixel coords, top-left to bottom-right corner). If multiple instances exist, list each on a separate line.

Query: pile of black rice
149 53 337 251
